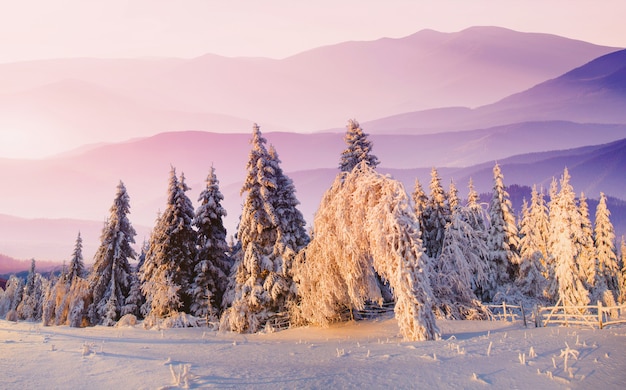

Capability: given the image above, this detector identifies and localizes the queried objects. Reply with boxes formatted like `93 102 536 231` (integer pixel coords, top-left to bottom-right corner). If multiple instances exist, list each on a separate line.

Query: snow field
2 317 625 389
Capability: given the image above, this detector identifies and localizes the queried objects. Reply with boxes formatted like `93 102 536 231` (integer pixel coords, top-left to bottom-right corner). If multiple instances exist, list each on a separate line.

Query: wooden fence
484 302 528 325
538 300 626 329
198 301 625 331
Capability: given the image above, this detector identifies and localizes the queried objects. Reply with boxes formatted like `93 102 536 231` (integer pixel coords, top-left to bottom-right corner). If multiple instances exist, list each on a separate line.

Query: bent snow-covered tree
293 163 439 341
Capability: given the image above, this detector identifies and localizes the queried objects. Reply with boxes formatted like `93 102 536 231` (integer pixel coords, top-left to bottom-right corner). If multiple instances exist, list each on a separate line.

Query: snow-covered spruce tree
41 274 58 326
485 163 520 299
0 275 23 319
141 168 197 320
268 145 310 260
293 163 439 341
121 264 144 319
422 167 450 259
88 181 137 326
43 234 89 326
619 238 626 304
339 119 379 172
68 278 91 327
549 168 589 308
545 177 560 301
448 180 460 214
46 274 68 326
122 241 147 319
516 198 548 299
529 185 551 277
465 178 487 232
189 166 232 321
17 259 40 321
412 178 428 235
68 232 85 282
431 207 490 319
221 124 309 333
594 192 620 297
576 194 597 293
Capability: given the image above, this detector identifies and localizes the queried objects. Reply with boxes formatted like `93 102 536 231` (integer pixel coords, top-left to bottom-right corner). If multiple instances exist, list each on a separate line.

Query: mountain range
0 27 625 265
0 26 620 156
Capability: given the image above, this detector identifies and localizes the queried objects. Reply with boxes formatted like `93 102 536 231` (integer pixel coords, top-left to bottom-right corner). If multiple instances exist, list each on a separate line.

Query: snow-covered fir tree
293 163 439 341
422 167 450 259
549 168 589 307
41 274 58 326
121 265 144 319
43 274 66 326
338 119 379 172
412 178 428 235
448 180 460 214
141 168 197 319
88 181 137 326
189 166 232 321
486 163 520 299
122 241 148 319
545 177 560 300
465 178 487 232
516 198 548 298
267 145 310 259
221 124 308 333
68 278 91 327
528 185 551 277
17 259 47 321
594 192 620 296
576 194 597 293
68 232 85 282
0 275 23 320
431 207 490 319
619 238 626 304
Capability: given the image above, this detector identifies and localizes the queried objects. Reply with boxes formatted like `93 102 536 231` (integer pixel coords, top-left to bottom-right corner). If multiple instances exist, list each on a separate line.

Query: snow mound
115 313 138 327
143 312 201 329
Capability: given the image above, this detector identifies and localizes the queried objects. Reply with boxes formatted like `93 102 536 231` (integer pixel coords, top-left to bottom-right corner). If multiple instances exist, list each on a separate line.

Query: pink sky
1 0 625 159
1 0 625 63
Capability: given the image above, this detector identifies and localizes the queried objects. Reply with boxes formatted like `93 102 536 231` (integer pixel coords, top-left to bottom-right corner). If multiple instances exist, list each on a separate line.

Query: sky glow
0 0 624 63
0 0 625 159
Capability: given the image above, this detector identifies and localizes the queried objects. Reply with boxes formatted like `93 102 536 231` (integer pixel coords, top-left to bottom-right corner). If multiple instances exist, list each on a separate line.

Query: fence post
503 301 507 321
520 301 527 328
534 305 540 328
598 300 603 329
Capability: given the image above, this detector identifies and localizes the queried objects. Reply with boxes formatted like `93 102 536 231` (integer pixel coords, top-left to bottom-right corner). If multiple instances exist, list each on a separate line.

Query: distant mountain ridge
0 26 619 157
365 49 626 134
1 28 625 262
1 120 625 230
0 252 61 275
1 135 625 262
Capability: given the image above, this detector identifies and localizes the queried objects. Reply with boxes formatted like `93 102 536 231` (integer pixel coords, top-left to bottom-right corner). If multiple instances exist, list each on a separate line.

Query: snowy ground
1 317 625 389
